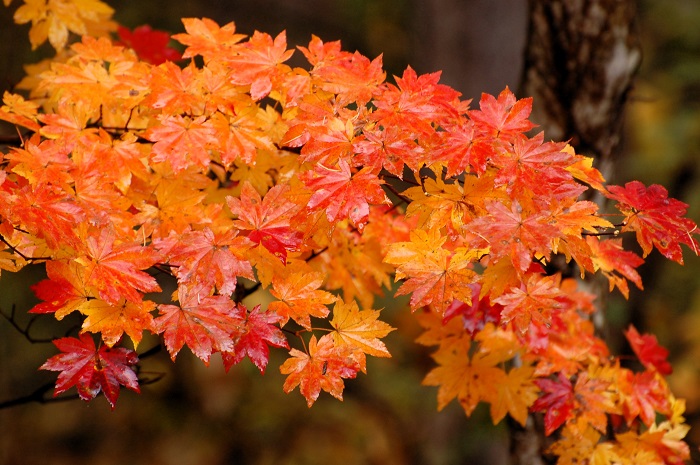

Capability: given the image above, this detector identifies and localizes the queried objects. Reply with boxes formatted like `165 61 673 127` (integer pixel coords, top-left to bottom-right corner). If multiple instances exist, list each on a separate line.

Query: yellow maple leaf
423 337 506 415
330 298 395 358
490 364 539 426
80 298 156 348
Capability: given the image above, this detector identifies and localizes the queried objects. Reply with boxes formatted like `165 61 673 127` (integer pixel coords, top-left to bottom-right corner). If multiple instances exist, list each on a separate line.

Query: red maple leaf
371 66 463 136
493 274 566 334
532 372 575 435
117 24 183 65
303 158 389 230
468 200 560 272
227 182 302 264
354 125 424 177
157 227 254 297
1 182 84 250
154 283 239 364
624 325 672 375
29 261 90 317
606 181 700 264
299 35 385 106
619 369 672 426
221 303 289 374
40 333 140 409
442 284 502 337
469 87 536 140
75 227 161 305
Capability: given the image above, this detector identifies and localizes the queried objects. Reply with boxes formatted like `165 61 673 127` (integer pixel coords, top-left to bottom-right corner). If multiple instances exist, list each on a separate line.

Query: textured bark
512 2 642 465
520 0 641 164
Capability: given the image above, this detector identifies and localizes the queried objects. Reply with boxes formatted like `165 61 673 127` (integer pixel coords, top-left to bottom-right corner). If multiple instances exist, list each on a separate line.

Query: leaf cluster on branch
0 1 698 463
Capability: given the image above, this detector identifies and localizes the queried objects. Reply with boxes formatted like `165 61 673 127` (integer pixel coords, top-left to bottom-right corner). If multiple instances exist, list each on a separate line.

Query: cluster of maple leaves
1 1 699 463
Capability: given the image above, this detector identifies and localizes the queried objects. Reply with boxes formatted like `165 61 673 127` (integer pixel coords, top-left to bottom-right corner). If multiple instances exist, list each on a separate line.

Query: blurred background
1 1 699 464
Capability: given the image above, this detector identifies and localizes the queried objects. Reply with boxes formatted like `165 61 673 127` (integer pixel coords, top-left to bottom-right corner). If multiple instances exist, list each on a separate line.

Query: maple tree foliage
0 1 699 463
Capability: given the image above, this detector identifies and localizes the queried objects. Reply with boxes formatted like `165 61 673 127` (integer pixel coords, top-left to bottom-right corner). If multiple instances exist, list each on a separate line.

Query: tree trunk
512 1 641 464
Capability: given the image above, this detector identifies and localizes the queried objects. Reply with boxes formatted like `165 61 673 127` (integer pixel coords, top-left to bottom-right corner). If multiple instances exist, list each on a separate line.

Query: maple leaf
619 369 672 426
469 87 536 140
491 132 573 199
423 337 506 416
493 273 567 334
79 298 156 348
468 200 560 272
442 284 502 336
303 158 390 230
385 229 480 313
490 364 539 426
371 66 462 136
117 24 183 65
154 283 239 364
329 298 395 358
74 227 161 305
532 372 575 435
0 91 41 131
606 180 700 264
587 237 644 299
14 0 114 50
158 227 254 297
548 426 620 465
221 303 288 373
299 35 385 106
40 333 140 409
433 119 495 176
226 30 295 100
144 61 204 115
268 270 336 329
146 115 217 172
280 334 362 407
624 325 672 375
174 17 247 60
2 182 84 250
29 261 92 318
227 182 302 264
353 125 423 177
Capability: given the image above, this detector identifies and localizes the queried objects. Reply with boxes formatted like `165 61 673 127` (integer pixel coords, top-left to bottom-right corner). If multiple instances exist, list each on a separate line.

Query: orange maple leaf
268 270 336 329
423 338 506 416
74 227 161 305
385 228 478 313
79 298 156 348
280 334 361 407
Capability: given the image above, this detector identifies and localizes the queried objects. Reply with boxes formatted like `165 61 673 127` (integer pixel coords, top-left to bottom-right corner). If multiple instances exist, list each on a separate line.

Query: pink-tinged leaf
606 180 700 264
154 283 239 364
221 303 289 373
40 333 140 409
624 325 672 375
